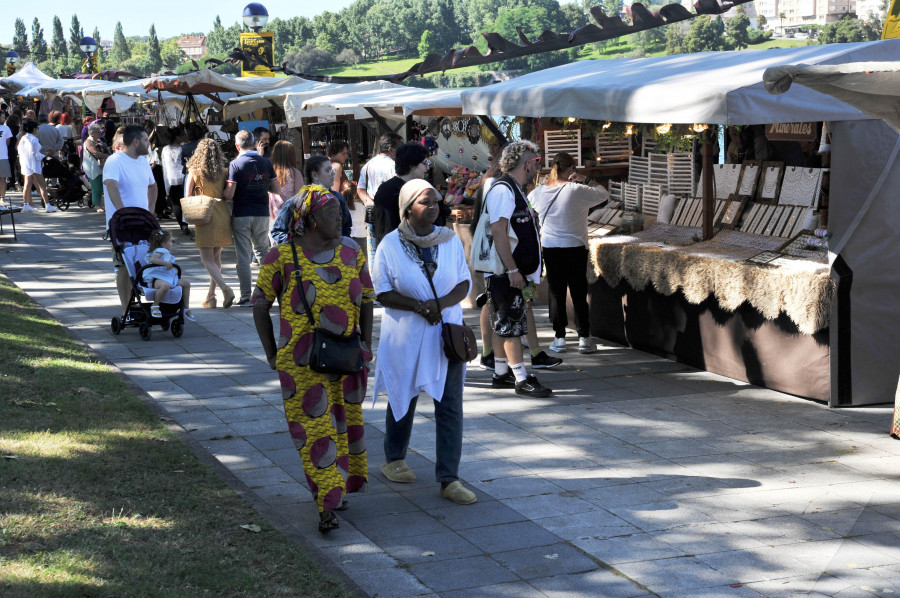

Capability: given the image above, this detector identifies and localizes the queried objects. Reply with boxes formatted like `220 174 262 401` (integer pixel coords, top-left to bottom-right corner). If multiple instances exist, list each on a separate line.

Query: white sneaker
578 337 598 354
44 205 59 213
21 203 37 213
549 337 567 353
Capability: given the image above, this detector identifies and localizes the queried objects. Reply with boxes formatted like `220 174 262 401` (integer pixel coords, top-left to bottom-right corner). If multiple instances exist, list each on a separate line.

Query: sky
2 0 357 45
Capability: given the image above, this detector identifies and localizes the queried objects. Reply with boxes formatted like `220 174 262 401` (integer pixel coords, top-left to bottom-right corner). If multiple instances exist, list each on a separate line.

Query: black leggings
542 246 590 339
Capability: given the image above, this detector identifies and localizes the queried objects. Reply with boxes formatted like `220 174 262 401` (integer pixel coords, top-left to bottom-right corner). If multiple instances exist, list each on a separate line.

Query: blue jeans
232 215 271 299
384 359 465 482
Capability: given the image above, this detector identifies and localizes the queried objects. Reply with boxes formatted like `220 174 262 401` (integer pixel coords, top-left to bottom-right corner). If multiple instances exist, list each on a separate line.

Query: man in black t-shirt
373 143 430 245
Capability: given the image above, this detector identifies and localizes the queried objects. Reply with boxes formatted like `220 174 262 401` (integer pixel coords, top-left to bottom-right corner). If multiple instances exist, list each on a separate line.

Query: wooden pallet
544 129 583 169
595 133 631 163
623 183 642 212
629 155 649 185
667 152 695 197
641 184 664 218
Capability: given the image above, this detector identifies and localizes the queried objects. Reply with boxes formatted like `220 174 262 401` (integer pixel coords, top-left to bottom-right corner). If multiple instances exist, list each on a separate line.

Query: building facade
753 0 864 29
177 35 207 60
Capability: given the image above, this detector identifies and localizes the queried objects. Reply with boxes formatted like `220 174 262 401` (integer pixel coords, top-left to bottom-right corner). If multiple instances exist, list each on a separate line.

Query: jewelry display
718 196 747 229
747 251 781 264
757 162 784 201
779 231 828 262
737 161 761 197
778 167 821 208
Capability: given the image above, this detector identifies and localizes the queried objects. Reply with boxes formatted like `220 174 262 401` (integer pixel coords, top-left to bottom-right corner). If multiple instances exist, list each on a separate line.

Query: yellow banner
81 57 100 74
883 0 900 39
240 32 275 77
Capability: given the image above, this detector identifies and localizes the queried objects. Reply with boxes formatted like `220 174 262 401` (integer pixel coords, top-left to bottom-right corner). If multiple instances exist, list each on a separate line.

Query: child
142 230 194 321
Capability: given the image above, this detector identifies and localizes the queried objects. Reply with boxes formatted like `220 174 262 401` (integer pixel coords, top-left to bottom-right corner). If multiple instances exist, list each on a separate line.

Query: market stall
0 62 54 94
461 40 900 406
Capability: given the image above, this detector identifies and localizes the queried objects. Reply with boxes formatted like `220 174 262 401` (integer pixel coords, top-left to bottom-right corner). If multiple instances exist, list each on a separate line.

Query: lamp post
79 36 98 75
5 50 18 77
242 3 269 32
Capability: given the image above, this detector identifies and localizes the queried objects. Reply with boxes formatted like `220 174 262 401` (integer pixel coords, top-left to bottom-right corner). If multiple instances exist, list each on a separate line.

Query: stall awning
460 40 900 125
0 62 54 94
763 61 900 133
302 86 473 118
223 80 401 125
144 69 307 96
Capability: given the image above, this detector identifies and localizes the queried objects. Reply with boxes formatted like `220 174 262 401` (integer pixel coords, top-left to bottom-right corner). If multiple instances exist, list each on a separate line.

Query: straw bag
180 195 216 226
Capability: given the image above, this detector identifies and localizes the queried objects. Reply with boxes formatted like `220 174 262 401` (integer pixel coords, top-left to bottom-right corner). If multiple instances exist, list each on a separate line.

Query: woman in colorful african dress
252 185 375 533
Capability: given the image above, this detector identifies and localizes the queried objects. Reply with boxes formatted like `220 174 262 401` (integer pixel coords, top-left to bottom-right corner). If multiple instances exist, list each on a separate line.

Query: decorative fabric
399 234 440 277
251 238 375 513
289 185 334 238
397 180 455 248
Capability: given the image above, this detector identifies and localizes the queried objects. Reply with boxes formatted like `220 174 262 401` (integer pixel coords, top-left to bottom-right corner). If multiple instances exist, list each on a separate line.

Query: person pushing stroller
142 230 194 321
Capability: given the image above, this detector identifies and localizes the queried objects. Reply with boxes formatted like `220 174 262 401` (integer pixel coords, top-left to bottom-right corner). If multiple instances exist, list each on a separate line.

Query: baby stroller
44 141 90 211
108 207 186 341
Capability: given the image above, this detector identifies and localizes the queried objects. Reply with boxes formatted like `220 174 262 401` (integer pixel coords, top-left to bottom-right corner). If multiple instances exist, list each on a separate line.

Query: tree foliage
684 14 726 53
31 18 49 62
69 15 84 55
147 25 163 74
109 22 132 66
51 16 68 58
418 30 438 58
726 7 751 49
817 14 881 43
160 39 187 72
337 48 361 66
475 1 576 71
284 45 334 73
665 24 687 55
13 18 29 55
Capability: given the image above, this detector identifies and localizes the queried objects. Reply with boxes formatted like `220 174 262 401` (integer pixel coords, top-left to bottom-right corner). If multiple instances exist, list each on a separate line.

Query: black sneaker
480 351 495 370
491 371 515 388
515 374 552 397
235 296 252 307
531 350 562 369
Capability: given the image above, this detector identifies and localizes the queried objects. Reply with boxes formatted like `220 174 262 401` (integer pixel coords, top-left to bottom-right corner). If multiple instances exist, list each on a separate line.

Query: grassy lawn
750 38 809 49
0 275 350 598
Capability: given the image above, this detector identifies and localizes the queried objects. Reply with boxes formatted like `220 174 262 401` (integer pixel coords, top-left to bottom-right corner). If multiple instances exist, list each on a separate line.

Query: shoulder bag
290 241 363 376
417 246 478 363
470 181 517 275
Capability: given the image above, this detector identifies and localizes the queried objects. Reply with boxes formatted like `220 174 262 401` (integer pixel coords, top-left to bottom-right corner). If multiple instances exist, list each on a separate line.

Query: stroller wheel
139 322 152 341
111 317 122 335
171 319 184 338
78 200 84 208
58 201 69 211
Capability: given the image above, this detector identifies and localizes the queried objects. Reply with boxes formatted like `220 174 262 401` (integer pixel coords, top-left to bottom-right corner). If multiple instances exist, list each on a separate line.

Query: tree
778 12 786 34
475 1 576 72
315 32 337 54
337 48 360 66
146 25 163 73
12 18 28 55
418 30 438 58
684 14 726 53
726 7 751 49
69 15 84 54
160 38 187 72
560 3 588 30
283 44 334 73
206 16 242 57
51 16 68 58
109 22 131 66
31 18 49 62
665 24 687 55
817 14 881 43
756 14 768 31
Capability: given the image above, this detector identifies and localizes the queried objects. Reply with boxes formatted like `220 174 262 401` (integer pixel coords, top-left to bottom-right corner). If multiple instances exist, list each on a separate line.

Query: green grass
750 38 809 49
0 275 350 598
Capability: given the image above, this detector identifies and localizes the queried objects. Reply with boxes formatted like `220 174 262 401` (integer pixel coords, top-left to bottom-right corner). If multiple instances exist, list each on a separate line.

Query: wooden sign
765 122 817 142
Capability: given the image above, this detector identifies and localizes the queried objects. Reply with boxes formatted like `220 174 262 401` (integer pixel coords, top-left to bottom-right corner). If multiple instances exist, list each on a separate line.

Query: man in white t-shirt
103 124 157 310
0 112 12 203
357 132 402 262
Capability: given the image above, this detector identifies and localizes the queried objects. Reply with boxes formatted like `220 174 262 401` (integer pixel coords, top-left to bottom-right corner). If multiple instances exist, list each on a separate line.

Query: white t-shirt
0 124 12 160
358 154 395 203
484 180 541 282
529 182 609 248
103 152 155 226
160 144 185 191
56 124 76 140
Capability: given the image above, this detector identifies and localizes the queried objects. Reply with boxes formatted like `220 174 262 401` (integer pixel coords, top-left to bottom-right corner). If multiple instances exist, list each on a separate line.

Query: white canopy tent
459 41 900 124
0 62 54 94
763 61 900 133
301 86 474 119
222 80 402 125
143 69 307 97
463 39 900 407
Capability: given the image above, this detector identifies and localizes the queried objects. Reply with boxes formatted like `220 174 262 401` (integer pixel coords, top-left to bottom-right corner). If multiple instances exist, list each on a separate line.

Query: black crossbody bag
290 241 363 376
416 246 478 363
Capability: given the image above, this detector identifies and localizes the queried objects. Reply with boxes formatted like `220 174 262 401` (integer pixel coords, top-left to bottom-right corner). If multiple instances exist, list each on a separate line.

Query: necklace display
758 166 781 200
779 167 821 208
738 163 760 197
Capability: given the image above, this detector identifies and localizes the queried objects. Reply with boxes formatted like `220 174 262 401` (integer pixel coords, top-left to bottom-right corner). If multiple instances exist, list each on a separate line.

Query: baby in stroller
142 230 194 321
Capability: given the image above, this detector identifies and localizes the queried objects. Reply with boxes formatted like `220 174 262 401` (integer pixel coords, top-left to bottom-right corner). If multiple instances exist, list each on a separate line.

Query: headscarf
397 179 455 248
290 184 335 237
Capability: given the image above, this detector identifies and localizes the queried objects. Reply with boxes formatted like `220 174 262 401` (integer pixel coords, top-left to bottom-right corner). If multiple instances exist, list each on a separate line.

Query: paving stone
351 511 450 542
572 532 687 564
534 509 640 541
613 556 732 593
380 530 482 564
407 555 519 592
440 581 546 598
530 569 655 598
492 542 599 579
459 521 562 553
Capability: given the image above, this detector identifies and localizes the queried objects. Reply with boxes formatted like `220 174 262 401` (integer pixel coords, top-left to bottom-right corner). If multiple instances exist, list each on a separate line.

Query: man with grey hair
224 130 281 305
483 140 553 397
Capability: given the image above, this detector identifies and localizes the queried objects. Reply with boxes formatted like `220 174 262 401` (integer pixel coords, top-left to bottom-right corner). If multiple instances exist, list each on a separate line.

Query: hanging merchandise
466 117 481 144
441 118 452 140
459 147 464 155
452 118 468 138
427 117 441 137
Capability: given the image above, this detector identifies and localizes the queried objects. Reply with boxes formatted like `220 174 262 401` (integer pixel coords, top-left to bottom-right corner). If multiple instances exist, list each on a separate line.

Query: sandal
318 511 339 534
334 500 349 511
222 287 235 309
150 305 162 318
183 309 196 322
201 295 217 309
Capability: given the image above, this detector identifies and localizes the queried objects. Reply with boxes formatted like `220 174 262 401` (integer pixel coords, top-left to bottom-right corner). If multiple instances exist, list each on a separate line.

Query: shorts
0 159 10 178
488 274 527 338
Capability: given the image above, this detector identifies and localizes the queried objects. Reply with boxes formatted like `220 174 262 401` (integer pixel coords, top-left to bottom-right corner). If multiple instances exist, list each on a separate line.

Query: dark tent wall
829 119 900 406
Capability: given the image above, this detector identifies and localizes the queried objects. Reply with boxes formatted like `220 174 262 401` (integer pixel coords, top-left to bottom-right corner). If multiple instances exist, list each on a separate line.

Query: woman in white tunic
372 179 477 505
17 120 54 213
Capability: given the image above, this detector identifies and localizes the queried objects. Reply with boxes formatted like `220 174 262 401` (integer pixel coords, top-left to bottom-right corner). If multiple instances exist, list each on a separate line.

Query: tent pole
701 136 714 241
479 115 507 144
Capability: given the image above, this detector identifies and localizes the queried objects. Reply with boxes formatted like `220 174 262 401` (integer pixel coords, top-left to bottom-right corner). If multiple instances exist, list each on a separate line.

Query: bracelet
507 268 519 275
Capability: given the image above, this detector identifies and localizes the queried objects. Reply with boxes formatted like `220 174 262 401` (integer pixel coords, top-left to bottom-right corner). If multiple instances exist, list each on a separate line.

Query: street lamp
242 3 269 32
79 36 98 74
5 50 18 76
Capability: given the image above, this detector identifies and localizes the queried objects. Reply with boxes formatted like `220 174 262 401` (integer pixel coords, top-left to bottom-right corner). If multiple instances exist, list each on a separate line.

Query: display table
585 224 834 401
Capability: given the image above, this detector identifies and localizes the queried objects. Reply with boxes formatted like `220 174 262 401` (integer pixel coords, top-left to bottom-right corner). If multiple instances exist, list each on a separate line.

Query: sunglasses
527 156 542 164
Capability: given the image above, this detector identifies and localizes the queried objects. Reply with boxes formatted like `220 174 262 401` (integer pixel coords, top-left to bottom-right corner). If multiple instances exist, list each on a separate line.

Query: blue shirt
227 151 276 218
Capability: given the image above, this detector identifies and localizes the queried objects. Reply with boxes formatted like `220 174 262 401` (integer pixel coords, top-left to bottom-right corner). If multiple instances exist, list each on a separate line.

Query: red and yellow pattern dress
252 237 374 512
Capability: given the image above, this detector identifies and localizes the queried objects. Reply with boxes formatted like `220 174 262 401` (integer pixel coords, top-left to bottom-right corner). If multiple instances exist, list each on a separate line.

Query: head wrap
397 179 455 248
290 185 336 237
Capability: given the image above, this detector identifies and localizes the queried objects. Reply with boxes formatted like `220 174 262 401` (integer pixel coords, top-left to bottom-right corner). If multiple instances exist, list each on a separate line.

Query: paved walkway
2 195 899 598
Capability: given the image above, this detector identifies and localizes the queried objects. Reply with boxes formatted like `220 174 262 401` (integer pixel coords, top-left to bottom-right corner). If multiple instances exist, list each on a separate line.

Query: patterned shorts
488 275 527 338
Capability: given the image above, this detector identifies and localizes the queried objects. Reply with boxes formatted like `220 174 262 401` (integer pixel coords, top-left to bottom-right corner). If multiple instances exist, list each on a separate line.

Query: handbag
290 241 363 376
417 246 478 363
180 195 216 225
470 182 517 275
364 203 376 225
